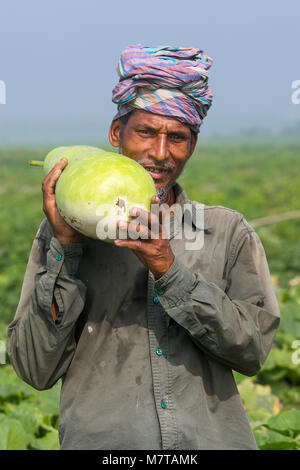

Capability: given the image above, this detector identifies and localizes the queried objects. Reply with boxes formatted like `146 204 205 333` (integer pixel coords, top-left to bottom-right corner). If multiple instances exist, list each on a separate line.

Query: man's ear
189 131 198 156
109 119 122 148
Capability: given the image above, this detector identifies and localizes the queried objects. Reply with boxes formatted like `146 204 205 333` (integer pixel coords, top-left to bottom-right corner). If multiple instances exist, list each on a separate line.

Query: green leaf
279 302 300 337
270 383 300 409
233 371 249 385
264 409 300 438
257 346 300 385
253 425 299 450
0 365 40 400
29 430 60 450
0 418 32 450
26 381 61 416
3 402 43 436
237 378 278 426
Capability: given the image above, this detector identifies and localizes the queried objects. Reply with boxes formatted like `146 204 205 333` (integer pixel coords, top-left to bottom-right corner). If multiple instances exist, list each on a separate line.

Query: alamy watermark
0 80 6 104
291 340 300 365
95 201 205 251
291 80 300 104
0 341 6 364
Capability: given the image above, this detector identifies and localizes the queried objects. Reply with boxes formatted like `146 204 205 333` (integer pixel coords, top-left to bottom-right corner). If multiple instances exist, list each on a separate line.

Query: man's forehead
128 110 191 133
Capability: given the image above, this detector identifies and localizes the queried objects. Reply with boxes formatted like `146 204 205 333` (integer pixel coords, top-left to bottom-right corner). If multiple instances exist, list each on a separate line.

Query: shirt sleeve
6 219 87 390
154 225 280 377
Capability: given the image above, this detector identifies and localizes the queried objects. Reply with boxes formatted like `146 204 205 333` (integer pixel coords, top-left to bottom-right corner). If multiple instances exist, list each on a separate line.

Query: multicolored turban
112 44 213 133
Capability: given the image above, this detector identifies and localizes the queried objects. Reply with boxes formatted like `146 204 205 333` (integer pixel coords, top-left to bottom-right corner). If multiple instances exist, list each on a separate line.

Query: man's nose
149 134 169 161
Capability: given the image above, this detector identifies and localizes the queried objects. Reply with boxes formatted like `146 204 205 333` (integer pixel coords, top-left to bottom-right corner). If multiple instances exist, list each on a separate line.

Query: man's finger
43 158 68 183
129 207 157 229
114 238 146 251
118 220 151 240
42 158 68 195
129 200 165 229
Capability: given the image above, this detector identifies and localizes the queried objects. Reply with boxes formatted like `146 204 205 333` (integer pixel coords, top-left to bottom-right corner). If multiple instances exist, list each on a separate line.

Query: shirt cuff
46 237 83 276
154 256 197 308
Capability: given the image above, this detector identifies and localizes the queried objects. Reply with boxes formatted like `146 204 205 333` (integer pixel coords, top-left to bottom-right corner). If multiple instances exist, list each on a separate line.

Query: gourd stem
29 160 44 167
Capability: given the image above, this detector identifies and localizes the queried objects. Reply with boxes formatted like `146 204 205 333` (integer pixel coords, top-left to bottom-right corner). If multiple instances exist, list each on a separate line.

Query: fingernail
130 208 139 216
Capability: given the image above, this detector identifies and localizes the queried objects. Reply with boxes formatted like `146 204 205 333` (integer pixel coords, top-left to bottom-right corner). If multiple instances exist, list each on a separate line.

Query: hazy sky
0 0 299 145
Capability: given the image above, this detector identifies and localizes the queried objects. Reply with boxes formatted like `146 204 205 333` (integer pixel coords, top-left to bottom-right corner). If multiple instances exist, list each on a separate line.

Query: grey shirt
6 183 280 450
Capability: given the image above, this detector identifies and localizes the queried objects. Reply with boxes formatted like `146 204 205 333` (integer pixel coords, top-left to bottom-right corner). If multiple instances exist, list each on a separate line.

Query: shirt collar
172 182 209 232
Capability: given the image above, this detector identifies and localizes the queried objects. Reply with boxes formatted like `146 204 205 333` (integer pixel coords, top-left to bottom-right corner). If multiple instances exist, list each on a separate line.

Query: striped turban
112 44 213 133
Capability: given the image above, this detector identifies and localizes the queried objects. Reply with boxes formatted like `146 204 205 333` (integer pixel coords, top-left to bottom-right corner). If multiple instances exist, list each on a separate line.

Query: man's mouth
143 167 170 180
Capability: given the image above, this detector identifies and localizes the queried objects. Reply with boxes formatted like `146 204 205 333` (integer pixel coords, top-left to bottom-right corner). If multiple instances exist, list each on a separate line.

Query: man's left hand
114 195 175 280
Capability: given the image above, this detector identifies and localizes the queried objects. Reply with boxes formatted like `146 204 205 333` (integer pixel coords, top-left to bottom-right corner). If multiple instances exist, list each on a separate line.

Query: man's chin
155 185 172 202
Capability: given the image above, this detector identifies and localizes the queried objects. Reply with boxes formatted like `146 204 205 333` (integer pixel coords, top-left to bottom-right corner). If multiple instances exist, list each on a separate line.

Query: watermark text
0 341 6 364
291 80 300 104
291 339 300 365
0 80 6 104
95 202 205 251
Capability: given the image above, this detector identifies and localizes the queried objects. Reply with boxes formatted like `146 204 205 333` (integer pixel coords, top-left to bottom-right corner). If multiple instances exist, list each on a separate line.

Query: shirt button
161 401 167 409
156 348 163 356
157 288 165 296
56 253 62 261
153 296 159 304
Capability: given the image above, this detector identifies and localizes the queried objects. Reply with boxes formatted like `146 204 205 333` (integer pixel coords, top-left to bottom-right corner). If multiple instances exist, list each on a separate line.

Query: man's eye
138 129 155 137
169 134 183 141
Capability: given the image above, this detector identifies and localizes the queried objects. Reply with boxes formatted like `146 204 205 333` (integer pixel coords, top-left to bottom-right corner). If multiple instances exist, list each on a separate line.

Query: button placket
146 271 177 450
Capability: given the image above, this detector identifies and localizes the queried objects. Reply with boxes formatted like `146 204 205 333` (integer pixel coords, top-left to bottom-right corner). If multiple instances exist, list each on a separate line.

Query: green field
0 142 300 449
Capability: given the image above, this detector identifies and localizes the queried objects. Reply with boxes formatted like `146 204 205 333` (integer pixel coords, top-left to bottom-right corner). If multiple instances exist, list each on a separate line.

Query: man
7 45 280 450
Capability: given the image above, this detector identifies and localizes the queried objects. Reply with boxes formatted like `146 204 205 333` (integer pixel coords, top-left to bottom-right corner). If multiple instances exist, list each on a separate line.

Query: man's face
109 110 198 202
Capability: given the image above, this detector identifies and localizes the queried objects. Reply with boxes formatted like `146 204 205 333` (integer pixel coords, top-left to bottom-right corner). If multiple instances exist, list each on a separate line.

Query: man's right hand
42 158 84 244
